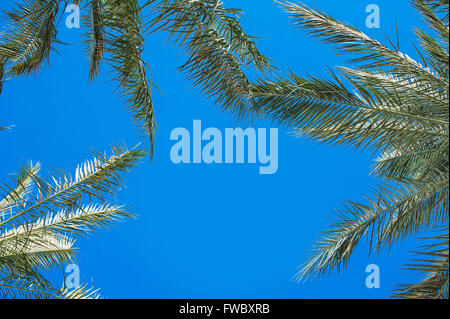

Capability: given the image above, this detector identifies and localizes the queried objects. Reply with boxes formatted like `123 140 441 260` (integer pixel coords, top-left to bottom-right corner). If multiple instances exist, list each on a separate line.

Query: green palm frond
394 231 449 299
83 0 105 81
0 57 5 94
0 145 145 299
0 274 62 299
372 137 449 182
0 145 144 229
147 0 272 118
251 72 447 153
25 203 133 238
0 161 40 214
0 233 76 274
1 0 270 156
0 0 62 78
249 1 450 298
60 283 101 299
413 0 449 42
295 179 448 281
278 1 448 92
101 0 156 157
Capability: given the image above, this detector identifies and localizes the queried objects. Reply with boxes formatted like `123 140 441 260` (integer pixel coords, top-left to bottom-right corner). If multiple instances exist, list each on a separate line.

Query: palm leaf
147 0 272 118
0 145 145 299
0 0 62 78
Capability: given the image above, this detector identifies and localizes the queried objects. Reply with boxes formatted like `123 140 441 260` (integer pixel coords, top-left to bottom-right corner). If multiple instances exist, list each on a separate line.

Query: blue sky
0 0 428 298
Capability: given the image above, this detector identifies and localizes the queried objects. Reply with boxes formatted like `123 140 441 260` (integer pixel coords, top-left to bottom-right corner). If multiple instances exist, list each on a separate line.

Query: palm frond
0 203 132 244
0 233 75 274
0 145 144 299
250 72 447 153
278 1 448 91
0 274 61 299
0 145 145 230
0 57 5 95
60 283 101 299
0 162 40 215
0 273 100 299
100 0 156 157
147 0 272 118
279 1 449 297
0 0 62 78
83 0 105 81
372 137 449 182
296 180 448 281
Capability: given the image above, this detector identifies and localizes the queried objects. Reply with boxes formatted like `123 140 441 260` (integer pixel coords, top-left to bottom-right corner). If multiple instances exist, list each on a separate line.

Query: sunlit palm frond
60 283 101 299
295 180 448 281
0 145 144 230
0 273 101 299
251 72 447 153
278 1 448 92
0 162 40 214
0 145 145 299
83 0 105 82
260 1 450 298
393 231 449 299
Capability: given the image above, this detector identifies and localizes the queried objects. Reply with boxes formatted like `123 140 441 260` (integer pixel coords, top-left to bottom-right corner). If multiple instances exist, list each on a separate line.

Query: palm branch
247 1 448 298
0 0 270 156
146 0 272 118
0 145 145 299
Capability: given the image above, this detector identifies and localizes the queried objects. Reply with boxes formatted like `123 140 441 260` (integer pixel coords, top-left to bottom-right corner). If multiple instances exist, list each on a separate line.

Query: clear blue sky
1 0 427 298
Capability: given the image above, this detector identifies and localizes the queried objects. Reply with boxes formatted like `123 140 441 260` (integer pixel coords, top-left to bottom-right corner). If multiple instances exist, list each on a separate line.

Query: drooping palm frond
0 233 76 275
295 179 448 280
248 1 449 298
97 0 156 158
147 0 272 118
0 145 145 299
83 0 105 82
0 0 62 78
